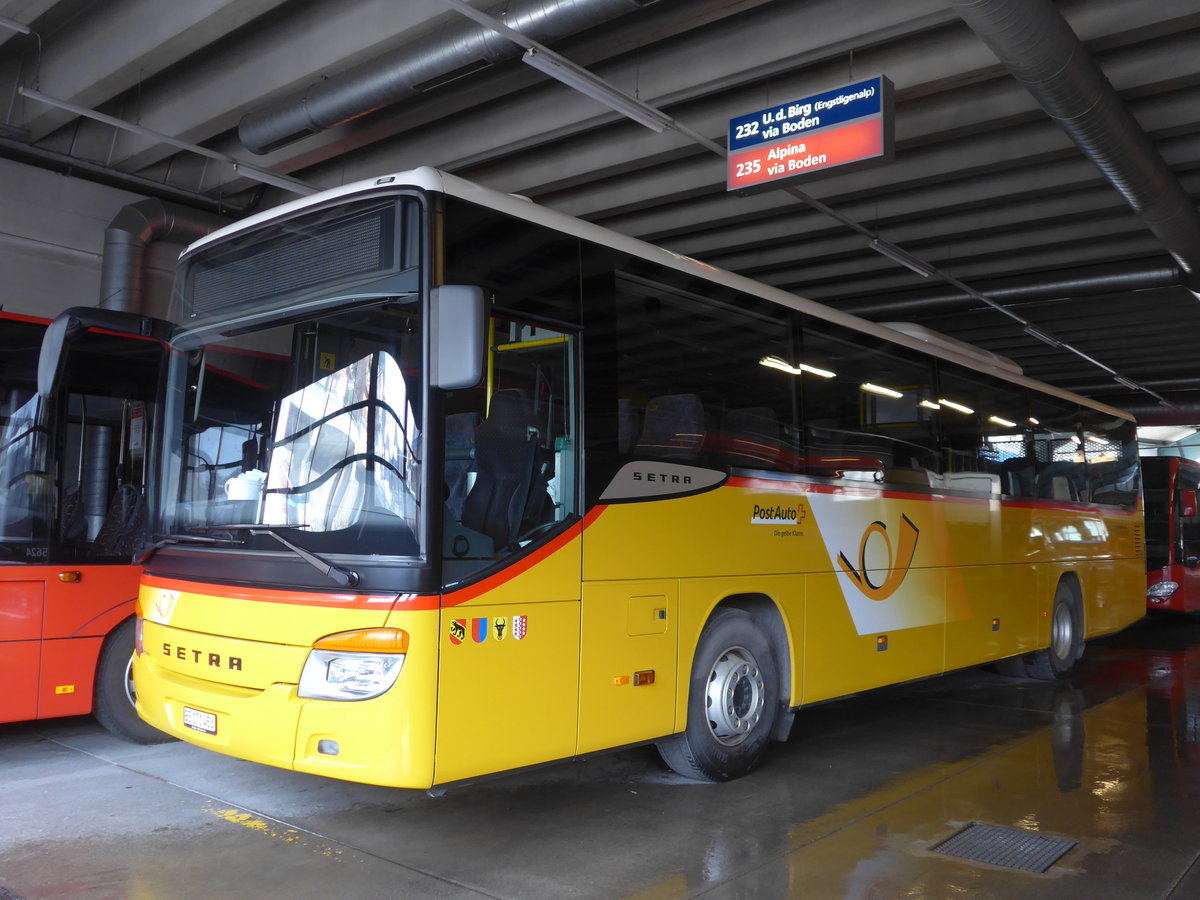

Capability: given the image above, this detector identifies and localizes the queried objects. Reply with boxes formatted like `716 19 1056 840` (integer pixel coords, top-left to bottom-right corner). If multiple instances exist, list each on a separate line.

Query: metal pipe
0 136 247 214
238 0 652 155
948 0 1200 298
99 199 227 313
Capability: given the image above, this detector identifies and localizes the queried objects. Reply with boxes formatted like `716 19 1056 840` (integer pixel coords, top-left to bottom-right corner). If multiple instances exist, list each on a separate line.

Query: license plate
182 706 217 735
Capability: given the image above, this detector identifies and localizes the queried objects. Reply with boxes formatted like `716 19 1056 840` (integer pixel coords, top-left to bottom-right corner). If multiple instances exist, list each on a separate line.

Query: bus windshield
156 299 424 561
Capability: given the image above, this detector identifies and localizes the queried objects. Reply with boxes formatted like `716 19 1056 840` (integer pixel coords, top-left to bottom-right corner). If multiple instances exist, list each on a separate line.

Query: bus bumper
132 635 437 789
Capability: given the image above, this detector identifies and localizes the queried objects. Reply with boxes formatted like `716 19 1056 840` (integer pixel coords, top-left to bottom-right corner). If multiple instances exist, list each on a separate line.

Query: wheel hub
123 655 137 706
704 646 765 746
1051 602 1074 662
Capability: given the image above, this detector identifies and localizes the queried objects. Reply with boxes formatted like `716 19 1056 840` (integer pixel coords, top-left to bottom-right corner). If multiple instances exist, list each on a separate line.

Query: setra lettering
632 471 693 484
162 642 242 670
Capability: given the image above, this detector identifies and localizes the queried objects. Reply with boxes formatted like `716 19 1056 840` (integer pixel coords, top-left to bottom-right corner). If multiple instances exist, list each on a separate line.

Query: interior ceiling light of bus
759 356 835 378
861 382 903 398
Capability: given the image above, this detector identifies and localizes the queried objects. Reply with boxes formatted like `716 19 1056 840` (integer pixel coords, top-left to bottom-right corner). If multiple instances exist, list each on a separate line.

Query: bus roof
181 167 1133 423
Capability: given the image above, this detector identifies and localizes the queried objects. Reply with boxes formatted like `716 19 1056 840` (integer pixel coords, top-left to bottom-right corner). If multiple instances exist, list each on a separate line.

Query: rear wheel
93 619 174 744
1026 581 1082 681
657 608 779 782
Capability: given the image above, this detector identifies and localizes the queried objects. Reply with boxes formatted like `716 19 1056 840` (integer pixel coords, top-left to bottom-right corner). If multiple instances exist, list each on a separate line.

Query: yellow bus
133 167 1144 787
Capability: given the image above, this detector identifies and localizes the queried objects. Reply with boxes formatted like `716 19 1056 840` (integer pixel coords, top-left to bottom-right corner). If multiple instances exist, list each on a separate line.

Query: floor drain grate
931 822 1076 873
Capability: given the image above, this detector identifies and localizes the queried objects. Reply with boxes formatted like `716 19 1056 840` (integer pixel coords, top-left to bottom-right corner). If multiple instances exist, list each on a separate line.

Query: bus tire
1025 581 1082 681
93 619 174 744
656 608 778 782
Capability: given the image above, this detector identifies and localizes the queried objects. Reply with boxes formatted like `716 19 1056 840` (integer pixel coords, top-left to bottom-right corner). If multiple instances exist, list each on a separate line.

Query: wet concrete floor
4 612 1200 899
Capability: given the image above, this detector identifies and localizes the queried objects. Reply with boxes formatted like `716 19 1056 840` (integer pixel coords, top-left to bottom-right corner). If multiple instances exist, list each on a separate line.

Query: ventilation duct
239 0 653 156
99 199 226 314
948 0 1200 299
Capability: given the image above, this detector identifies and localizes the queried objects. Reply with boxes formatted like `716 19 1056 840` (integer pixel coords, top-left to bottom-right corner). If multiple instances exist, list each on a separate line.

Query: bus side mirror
430 285 486 390
1182 489 1198 518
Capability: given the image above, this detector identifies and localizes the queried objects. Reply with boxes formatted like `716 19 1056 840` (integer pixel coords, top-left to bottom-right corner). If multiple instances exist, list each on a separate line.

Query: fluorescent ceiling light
760 356 835 378
523 48 673 133
988 415 1017 428
861 382 903 398
938 398 974 415
1028 417 1040 425
0 14 30 33
919 400 941 410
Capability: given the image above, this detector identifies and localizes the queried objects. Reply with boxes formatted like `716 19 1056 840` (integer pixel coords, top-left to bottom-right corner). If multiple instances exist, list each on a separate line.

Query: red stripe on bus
140 574 427 610
0 311 52 325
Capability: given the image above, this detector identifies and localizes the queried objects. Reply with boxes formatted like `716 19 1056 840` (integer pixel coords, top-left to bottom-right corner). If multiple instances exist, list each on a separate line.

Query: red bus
1145 455 1200 611
0 308 167 742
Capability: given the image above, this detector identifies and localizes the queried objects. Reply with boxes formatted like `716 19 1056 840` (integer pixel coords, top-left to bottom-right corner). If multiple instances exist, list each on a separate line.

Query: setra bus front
133 180 487 788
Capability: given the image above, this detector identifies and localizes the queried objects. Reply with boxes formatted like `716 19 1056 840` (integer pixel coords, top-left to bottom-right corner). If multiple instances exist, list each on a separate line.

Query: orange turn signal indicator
313 628 409 653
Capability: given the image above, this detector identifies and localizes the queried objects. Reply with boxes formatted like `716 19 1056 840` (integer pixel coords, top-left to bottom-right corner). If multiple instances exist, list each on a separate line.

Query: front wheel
93 619 175 744
657 608 779 782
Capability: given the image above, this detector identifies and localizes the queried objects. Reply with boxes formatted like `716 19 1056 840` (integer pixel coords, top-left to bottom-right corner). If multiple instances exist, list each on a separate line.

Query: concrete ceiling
2 0 1199 422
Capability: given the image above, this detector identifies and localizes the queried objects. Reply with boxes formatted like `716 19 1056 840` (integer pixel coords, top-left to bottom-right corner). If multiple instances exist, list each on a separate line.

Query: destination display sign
727 76 893 192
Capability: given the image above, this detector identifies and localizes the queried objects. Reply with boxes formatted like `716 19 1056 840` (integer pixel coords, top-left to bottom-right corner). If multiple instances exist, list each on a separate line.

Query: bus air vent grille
188 198 398 320
930 822 1075 873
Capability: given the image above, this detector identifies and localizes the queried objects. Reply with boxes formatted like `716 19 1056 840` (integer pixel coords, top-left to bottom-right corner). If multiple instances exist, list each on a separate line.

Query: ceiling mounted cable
18 88 316 196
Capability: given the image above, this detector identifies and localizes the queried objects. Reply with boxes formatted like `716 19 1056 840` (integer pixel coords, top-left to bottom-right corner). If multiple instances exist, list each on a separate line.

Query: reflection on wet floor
4 613 1200 899
693 613 1200 899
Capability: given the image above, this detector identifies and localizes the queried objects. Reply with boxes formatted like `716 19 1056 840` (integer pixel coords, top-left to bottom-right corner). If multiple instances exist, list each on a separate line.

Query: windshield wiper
135 533 221 565
191 523 360 588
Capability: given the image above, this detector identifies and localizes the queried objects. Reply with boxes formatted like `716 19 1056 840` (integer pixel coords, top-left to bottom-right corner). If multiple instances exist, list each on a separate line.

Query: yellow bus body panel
134 579 443 788
135 476 1144 787
433 600 580 784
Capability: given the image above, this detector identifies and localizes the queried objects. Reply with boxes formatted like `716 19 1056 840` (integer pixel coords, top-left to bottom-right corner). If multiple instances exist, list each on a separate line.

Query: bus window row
594 269 1137 509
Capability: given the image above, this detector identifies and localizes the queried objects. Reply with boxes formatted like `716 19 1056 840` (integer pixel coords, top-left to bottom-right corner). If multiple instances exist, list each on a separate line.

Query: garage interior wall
0 156 178 319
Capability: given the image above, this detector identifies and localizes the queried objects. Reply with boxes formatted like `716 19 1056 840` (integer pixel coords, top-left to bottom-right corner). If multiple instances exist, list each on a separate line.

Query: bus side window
936 366 1030 496
721 407 783 469
798 328 937 486
617 398 638 454
599 270 797 475
1027 395 1085 502
1079 407 1139 508
635 393 706 462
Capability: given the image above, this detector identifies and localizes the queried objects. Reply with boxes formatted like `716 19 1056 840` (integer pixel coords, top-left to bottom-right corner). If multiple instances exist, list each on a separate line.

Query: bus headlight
298 628 408 701
1147 581 1179 603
